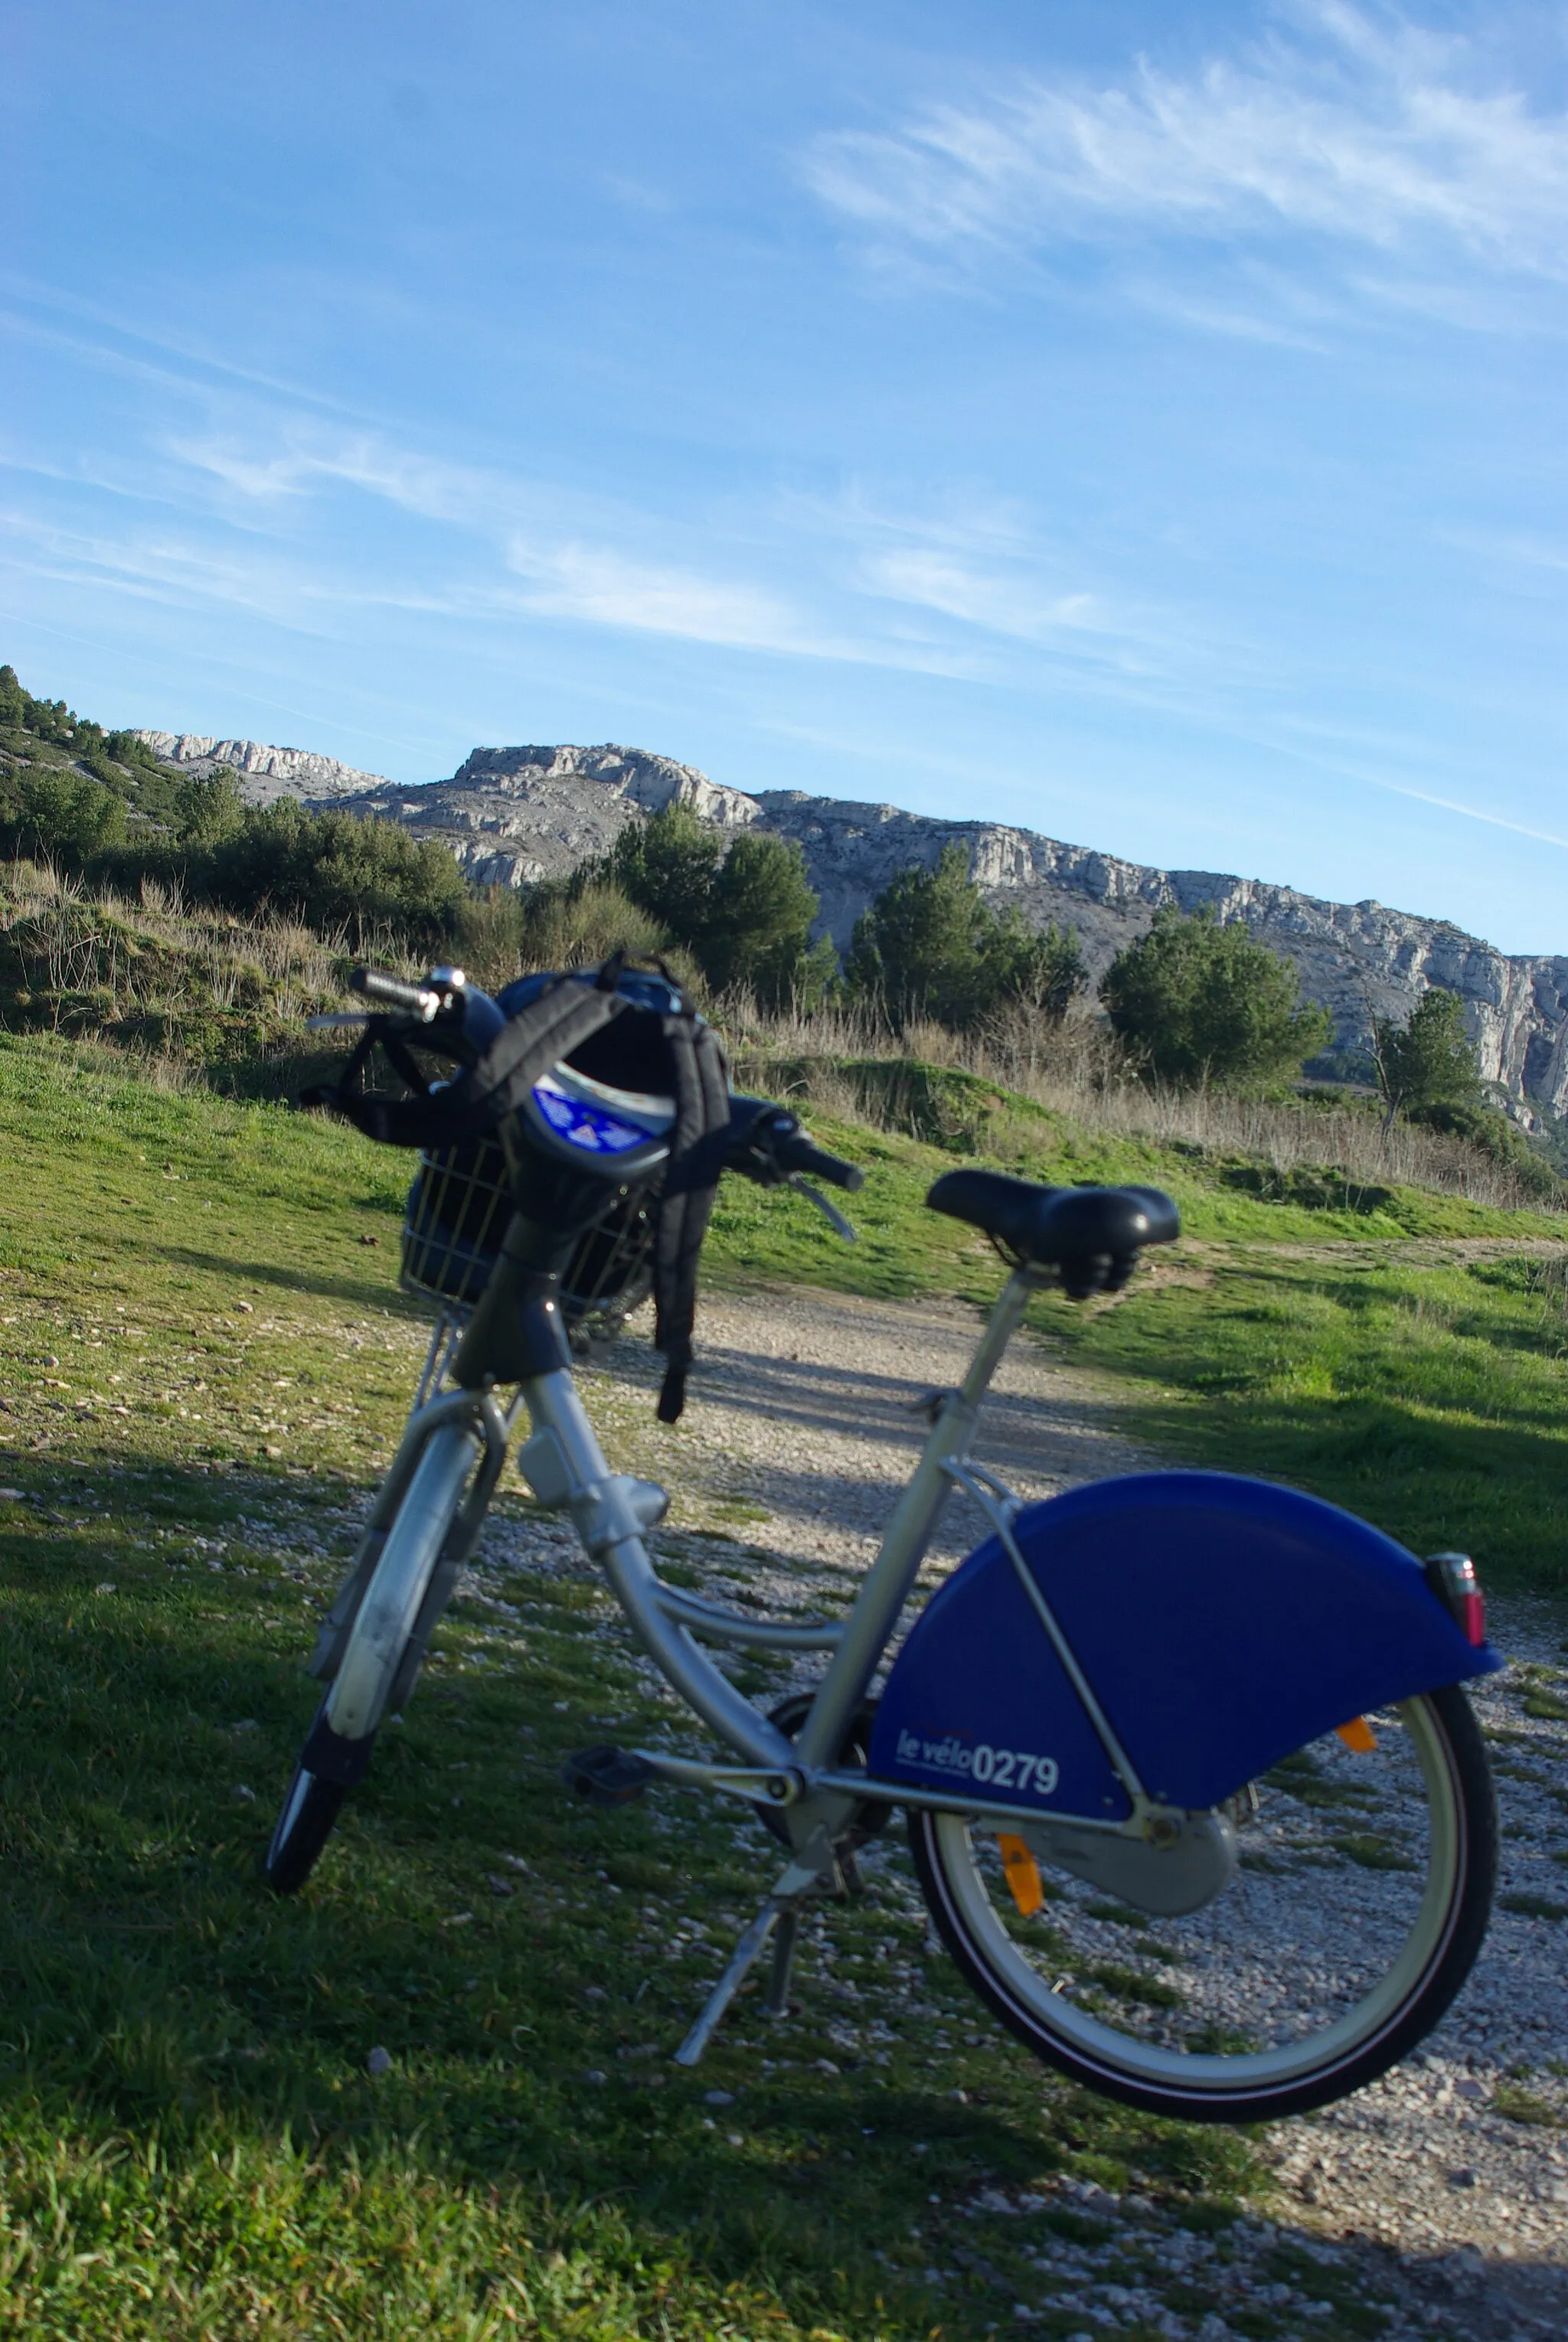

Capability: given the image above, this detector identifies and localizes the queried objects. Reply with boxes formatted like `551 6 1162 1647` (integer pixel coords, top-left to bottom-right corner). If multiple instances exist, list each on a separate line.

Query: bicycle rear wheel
264 1420 482 1895
910 1684 1495 2123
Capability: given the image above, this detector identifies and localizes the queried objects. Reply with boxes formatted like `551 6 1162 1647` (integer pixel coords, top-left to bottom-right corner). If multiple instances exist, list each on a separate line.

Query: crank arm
632 1750 805 1806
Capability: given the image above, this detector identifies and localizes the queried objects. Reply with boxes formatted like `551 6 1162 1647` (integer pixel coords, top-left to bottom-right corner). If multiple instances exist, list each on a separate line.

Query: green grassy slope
1041 1248 1568 1596
1 1031 1560 2337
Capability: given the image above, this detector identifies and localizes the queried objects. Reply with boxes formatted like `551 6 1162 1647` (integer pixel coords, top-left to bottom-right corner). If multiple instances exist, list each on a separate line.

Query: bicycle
265 960 1500 2124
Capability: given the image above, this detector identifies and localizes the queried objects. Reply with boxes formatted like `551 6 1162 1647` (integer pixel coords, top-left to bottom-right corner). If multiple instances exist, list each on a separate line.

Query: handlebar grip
777 1134 865 1193
349 966 438 1020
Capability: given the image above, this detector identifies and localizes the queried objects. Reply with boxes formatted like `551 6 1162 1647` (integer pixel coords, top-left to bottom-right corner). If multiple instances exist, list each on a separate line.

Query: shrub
172 764 246 846
1099 903 1331 1091
844 842 1086 1031
1374 988 1481 1115
0 766 127 861
204 802 469 945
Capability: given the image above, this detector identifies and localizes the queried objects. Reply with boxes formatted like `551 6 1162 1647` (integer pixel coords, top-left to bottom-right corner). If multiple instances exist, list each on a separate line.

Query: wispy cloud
1438 524 1568 577
861 548 1099 641
1359 772 1568 854
504 537 855 660
805 4 1568 283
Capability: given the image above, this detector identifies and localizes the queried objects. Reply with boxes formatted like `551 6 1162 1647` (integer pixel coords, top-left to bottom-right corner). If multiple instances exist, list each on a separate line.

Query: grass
5 1019 1563 2335
0 1031 1287 2340
1039 1247 1568 1596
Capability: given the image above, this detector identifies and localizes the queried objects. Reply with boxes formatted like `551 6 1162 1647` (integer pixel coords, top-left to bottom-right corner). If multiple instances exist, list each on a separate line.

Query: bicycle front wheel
910 1684 1496 2123
263 1419 482 1895
265 1739 346 1894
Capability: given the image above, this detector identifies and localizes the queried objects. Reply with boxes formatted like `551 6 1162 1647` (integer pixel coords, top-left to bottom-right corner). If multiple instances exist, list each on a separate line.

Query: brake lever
789 1174 858 1243
305 1011 377 1031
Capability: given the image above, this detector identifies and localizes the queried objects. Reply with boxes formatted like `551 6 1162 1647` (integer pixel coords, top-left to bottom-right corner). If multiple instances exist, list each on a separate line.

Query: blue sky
5 0 1566 953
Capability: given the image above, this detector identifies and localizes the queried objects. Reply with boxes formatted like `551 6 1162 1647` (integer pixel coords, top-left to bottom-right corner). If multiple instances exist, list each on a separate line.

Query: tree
0 766 127 863
598 802 825 1007
172 763 245 846
1099 903 1331 1089
978 910 1086 1021
1374 988 1481 1119
699 830 820 998
845 843 1087 1029
844 844 988 1025
603 804 720 947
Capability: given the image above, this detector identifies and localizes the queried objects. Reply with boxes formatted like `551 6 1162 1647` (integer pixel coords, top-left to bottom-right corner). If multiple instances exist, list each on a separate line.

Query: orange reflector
1335 1716 1378 1754
997 1833 1044 1917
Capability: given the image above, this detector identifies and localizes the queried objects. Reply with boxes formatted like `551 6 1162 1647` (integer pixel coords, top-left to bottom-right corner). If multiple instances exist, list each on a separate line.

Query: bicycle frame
366 1246 1499 2069
525 1269 1032 1774
356 1266 1040 2055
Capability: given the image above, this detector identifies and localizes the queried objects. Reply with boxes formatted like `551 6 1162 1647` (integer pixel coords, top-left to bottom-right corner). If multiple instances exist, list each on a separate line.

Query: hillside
1 1034 1565 2339
136 727 1568 1123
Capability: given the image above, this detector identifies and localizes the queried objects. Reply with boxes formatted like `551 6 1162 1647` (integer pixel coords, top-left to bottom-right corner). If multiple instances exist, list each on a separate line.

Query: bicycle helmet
367 960 728 1419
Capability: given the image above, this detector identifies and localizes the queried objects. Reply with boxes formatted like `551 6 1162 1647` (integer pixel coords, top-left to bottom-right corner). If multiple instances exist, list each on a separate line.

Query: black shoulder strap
652 1011 731 1424
310 968 628 1149
307 960 731 1425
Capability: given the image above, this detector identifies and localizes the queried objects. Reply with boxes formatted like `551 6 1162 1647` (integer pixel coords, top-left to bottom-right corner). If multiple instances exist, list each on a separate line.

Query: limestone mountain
134 730 1568 1121
133 732 390 806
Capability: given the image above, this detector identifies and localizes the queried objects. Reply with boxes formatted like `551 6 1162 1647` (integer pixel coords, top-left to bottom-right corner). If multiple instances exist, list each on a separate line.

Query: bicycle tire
909 1684 1496 2123
264 1730 348 1894
263 1421 480 1896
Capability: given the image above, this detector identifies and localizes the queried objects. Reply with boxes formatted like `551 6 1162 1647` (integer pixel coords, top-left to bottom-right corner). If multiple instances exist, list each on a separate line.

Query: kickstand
674 1894 806 2066
764 1903 801 2017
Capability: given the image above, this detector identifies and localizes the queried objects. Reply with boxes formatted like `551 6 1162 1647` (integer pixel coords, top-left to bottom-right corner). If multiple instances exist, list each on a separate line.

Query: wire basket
560 1193 656 1335
401 1135 657 1332
401 1136 514 1311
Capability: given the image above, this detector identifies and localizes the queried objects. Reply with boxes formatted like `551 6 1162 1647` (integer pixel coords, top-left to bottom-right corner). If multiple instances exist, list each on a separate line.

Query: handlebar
348 966 442 1022
341 968 864 1199
724 1099 863 1193
773 1129 865 1193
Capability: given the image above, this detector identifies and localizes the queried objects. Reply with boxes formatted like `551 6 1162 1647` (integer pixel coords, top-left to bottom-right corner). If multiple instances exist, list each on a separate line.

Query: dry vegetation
723 994 1560 1215
2 854 1557 1212
0 859 408 1093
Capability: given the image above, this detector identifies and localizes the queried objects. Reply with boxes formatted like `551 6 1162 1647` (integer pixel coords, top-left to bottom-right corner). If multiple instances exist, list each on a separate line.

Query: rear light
1425 1552 1486 1648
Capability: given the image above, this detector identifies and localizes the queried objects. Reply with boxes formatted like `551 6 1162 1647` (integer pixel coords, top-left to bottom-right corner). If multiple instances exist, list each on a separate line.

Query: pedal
561 1743 655 1807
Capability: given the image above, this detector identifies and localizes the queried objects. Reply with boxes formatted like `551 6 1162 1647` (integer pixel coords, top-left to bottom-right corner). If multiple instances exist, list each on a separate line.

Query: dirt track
580 1284 1568 2339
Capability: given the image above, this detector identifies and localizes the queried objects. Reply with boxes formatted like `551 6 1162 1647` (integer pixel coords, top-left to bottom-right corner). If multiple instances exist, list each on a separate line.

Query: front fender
870 1472 1500 1815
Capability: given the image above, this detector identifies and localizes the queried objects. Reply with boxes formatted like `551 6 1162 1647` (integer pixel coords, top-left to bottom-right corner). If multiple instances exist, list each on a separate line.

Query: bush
172 764 245 846
1099 903 1331 1091
1374 988 1481 1115
844 842 1086 1031
599 803 825 1006
1406 1099 1564 1200
0 766 127 861
203 802 468 944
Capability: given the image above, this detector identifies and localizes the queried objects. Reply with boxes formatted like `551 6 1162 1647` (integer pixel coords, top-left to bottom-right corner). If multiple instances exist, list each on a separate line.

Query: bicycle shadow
1 1445 1561 2341
147 1240 427 1319
592 1298 1139 1571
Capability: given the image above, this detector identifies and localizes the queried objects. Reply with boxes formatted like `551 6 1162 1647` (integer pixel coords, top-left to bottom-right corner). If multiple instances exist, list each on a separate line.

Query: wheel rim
929 1696 1466 2099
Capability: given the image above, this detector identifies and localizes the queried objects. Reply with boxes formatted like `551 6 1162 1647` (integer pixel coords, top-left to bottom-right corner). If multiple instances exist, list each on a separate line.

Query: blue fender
870 1472 1501 1817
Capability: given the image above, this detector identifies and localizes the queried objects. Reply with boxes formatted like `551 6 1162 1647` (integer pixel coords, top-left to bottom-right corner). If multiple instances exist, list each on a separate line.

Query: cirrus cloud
805 4 1568 281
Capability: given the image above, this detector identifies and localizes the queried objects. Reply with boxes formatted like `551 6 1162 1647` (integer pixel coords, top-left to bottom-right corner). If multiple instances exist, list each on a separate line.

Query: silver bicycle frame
401 1266 1144 2057
517 1267 1035 1792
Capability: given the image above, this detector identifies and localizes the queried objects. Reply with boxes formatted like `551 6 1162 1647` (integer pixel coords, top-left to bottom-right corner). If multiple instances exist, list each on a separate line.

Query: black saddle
927 1171 1179 1298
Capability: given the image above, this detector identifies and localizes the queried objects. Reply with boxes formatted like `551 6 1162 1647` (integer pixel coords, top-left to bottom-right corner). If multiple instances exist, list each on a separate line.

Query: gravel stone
465 1282 1568 2339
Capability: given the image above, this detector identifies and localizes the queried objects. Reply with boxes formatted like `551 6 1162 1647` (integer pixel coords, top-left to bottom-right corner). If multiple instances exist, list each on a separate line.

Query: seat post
957 1269 1035 1406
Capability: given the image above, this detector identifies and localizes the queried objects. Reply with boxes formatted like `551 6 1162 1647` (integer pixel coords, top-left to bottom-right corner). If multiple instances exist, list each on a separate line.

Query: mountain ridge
134 728 1568 1122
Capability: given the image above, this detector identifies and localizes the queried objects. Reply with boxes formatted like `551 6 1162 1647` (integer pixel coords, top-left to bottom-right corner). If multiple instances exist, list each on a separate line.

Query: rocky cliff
132 730 1568 1121
325 743 761 889
132 732 390 805
748 792 1568 1120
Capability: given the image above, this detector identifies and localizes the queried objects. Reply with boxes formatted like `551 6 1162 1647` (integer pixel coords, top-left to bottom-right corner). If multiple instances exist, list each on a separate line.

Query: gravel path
565 1283 1568 2340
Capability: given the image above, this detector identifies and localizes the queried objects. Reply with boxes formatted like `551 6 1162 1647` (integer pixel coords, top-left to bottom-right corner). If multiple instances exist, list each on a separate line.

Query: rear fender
871 1472 1500 1815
